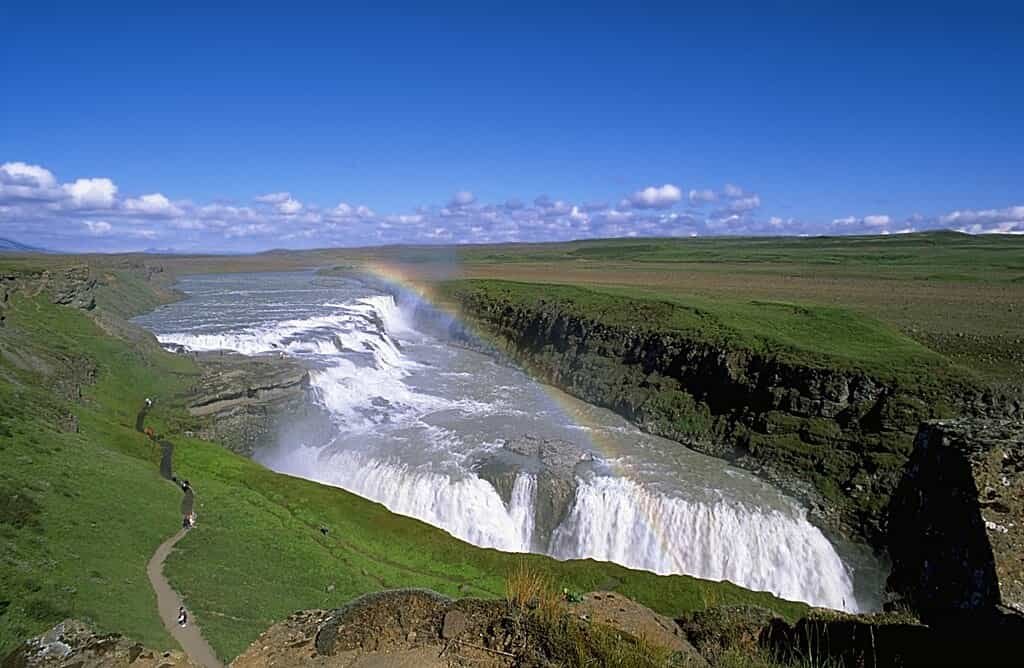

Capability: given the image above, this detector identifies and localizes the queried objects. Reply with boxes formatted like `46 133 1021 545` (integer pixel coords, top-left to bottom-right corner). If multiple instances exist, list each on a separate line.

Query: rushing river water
135 270 883 611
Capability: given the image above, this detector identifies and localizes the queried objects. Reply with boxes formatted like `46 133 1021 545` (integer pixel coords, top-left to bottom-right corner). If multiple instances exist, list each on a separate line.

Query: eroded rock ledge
182 351 311 456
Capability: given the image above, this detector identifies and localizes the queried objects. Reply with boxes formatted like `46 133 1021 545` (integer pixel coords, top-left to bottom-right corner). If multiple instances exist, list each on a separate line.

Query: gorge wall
442 282 1021 548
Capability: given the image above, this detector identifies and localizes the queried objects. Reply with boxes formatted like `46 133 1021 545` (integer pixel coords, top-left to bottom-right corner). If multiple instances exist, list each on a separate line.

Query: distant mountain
0 237 47 253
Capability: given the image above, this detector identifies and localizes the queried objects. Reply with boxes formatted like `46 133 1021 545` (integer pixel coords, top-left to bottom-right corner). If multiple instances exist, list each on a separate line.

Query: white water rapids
137 271 879 612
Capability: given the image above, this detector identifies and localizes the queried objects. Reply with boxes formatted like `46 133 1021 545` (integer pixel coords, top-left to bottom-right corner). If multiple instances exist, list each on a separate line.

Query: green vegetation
0 264 806 662
456 231 1024 283
438 278 967 390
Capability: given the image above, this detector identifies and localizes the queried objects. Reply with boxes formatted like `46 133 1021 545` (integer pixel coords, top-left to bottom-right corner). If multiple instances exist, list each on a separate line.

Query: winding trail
138 405 224 668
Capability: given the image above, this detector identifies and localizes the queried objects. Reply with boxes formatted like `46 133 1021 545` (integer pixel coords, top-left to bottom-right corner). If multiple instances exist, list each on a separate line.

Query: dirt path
138 404 223 668
147 529 223 668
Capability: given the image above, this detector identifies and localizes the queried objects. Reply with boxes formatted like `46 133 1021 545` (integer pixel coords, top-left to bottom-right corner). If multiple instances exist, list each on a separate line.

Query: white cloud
6 158 1024 250
688 188 716 204
255 191 302 215
940 205 1024 226
255 192 291 204
63 177 117 208
1 162 57 188
832 214 891 230
629 184 682 209
450 191 476 207
83 221 112 235
568 205 589 223
123 192 180 216
277 197 303 215
727 194 761 213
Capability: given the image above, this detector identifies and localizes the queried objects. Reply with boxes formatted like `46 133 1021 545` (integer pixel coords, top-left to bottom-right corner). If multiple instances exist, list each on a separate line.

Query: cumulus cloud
940 205 1024 227
123 193 180 216
255 191 303 215
63 178 117 209
4 158 1023 251
726 194 761 213
629 184 682 209
1 162 57 189
449 191 476 207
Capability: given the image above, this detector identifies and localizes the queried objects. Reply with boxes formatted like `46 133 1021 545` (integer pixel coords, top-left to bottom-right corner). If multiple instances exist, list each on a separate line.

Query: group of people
140 398 195 634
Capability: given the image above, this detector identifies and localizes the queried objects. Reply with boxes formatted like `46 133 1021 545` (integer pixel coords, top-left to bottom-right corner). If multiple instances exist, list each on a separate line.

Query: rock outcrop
1 619 195 668
474 436 593 549
180 351 311 456
445 287 1022 547
887 418 1024 618
234 588 701 667
45 266 98 311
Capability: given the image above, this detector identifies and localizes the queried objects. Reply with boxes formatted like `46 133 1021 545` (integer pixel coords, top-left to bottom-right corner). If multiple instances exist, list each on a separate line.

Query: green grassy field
35 230 1019 387
0 265 806 662
436 278 964 390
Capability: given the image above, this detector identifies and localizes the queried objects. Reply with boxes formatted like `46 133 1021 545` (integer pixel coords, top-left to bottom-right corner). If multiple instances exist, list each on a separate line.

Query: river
134 269 883 611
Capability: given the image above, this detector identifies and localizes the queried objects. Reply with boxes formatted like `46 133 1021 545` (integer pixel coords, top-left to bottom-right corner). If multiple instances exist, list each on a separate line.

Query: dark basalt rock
475 435 594 550
887 418 1024 619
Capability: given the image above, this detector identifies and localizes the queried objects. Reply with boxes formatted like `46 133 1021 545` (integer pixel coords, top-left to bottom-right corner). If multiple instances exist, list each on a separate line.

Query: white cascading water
151 286 863 612
549 476 855 609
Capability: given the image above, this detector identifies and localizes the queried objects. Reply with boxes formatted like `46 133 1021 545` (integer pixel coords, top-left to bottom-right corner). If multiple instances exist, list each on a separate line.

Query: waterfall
548 475 856 610
153 280 865 612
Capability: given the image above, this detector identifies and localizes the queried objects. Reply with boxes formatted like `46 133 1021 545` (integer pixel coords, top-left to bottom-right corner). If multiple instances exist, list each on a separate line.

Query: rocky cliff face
887 418 1024 619
182 351 312 456
447 291 1021 548
1 265 98 327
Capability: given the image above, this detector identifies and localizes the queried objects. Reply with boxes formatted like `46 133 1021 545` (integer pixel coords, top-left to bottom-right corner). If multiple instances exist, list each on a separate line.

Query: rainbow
353 259 683 563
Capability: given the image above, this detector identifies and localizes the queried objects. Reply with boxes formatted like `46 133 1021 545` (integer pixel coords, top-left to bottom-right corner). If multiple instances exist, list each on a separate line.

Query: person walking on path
177 606 188 627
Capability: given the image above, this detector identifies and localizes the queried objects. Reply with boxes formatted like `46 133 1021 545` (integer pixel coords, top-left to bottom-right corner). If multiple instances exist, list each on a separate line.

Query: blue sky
1 2 1022 251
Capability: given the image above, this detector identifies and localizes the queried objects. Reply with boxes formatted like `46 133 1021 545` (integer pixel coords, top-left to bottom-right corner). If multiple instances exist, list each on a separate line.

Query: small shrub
505 560 563 621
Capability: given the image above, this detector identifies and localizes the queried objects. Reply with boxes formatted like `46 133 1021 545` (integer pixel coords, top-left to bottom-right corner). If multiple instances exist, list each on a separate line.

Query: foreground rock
887 417 1024 618
1 619 195 668
233 589 701 667
474 436 593 548
182 351 311 456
